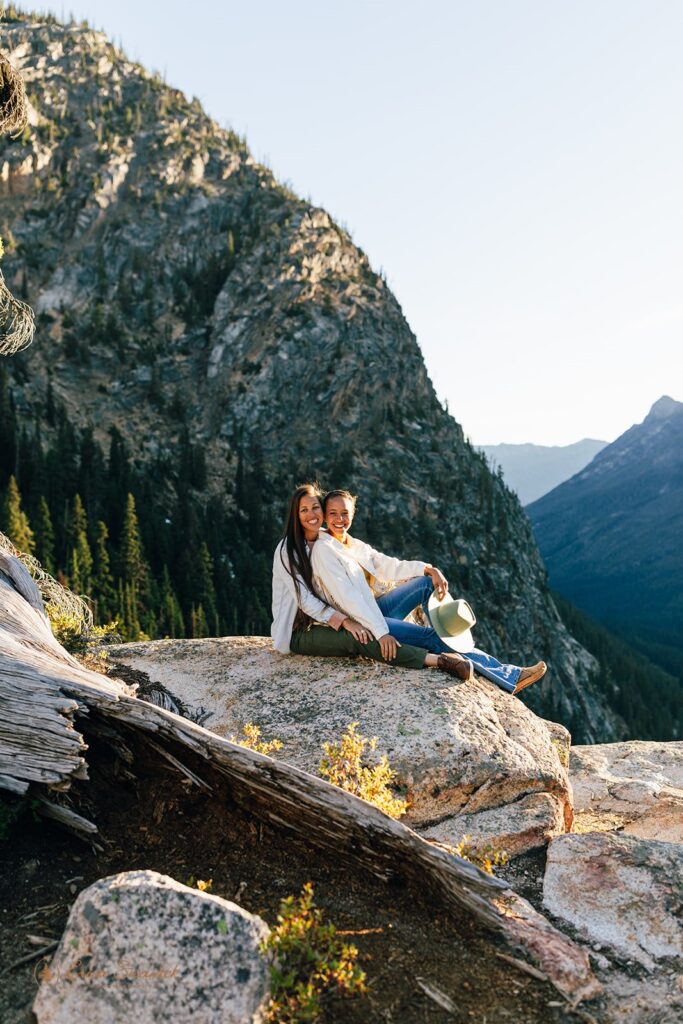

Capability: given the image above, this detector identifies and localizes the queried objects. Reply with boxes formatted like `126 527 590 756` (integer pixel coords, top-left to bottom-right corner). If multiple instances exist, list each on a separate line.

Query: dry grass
0 532 93 628
229 722 284 756
0 50 28 138
0 270 35 355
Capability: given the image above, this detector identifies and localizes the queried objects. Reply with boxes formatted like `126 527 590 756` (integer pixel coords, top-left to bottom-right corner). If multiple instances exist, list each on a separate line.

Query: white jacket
271 540 344 654
310 533 428 641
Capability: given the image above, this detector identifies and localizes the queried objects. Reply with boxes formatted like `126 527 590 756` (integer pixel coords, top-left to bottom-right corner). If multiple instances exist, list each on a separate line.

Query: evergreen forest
0 368 280 640
552 594 682 745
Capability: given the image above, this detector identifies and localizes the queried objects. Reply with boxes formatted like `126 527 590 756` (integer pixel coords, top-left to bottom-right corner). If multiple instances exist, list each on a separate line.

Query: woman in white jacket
310 490 547 695
271 482 470 679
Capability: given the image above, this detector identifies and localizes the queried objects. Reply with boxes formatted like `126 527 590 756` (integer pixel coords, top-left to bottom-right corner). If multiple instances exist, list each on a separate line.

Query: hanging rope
0 531 94 627
0 268 35 355
0 49 28 138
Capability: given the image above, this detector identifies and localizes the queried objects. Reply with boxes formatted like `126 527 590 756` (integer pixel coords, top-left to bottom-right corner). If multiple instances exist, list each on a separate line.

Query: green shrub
261 883 366 1023
448 835 509 875
319 722 407 819
47 609 120 668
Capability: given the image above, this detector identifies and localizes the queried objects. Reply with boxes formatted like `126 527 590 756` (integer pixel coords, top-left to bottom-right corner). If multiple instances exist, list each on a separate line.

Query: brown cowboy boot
437 653 474 683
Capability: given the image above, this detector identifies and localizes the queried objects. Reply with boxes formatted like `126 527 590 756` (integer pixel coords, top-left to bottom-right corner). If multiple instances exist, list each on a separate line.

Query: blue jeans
375 576 521 694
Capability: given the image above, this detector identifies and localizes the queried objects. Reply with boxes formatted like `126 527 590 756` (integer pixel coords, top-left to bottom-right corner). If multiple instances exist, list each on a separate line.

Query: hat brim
427 593 475 654
434 628 475 654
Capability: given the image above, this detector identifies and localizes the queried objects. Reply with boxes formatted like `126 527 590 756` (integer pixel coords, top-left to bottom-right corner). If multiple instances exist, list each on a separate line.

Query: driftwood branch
0 554 601 1004
35 797 98 835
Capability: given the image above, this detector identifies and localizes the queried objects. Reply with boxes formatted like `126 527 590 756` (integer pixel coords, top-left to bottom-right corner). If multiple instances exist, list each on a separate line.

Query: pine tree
35 496 56 574
78 426 106 517
0 367 17 483
106 428 131 539
3 475 34 553
16 427 39 503
118 493 147 635
159 565 185 638
196 541 219 635
67 494 93 593
119 492 144 587
92 520 115 621
52 406 79 511
116 579 141 641
190 604 208 639
68 547 82 593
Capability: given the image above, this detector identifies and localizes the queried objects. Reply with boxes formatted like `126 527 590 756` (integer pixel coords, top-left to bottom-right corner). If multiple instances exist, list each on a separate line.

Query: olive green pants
290 625 428 670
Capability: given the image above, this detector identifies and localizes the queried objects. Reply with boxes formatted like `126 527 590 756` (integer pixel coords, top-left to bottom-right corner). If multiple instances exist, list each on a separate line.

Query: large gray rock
542 833 683 971
32 870 271 1024
570 741 683 842
422 792 567 859
111 637 572 856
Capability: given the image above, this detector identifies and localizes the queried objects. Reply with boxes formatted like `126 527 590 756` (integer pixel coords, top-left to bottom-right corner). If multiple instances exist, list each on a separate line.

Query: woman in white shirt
310 489 547 695
271 482 470 679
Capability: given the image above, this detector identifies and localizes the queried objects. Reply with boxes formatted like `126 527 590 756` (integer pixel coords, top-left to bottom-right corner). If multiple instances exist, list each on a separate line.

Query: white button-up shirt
271 540 345 654
310 533 428 641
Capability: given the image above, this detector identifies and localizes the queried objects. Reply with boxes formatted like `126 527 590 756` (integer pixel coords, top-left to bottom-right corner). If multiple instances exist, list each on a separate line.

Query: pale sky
31 1 683 444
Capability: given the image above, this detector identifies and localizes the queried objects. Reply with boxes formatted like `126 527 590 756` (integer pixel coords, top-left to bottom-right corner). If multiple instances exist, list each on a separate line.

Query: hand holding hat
427 592 476 653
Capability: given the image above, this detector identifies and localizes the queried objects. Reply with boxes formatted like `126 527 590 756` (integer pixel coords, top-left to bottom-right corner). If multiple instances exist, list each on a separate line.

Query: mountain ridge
481 438 608 505
528 397 683 694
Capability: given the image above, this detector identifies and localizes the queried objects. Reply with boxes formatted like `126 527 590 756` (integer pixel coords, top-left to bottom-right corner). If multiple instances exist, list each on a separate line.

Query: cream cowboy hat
427 593 476 653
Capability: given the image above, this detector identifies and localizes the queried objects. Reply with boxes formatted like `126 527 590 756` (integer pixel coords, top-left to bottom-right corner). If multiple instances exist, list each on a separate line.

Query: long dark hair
280 482 323 601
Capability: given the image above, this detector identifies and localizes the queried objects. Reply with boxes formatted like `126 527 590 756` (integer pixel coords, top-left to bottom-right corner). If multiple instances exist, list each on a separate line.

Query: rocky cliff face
0 11 624 741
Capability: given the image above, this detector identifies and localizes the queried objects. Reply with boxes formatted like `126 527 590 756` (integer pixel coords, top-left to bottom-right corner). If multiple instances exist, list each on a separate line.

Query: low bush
261 882 366 1023
449 835 509 875
319 722 408 819
47 609 120 668
229 722 283 756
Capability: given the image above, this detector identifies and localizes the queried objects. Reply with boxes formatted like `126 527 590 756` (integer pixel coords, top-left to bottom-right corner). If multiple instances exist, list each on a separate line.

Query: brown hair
322 489 357 512
280 482 323 601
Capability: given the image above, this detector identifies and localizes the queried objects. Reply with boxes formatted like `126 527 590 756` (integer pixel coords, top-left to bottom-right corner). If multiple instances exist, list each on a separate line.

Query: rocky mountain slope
481 439 607 505
0 11 626 741
528 396 683 679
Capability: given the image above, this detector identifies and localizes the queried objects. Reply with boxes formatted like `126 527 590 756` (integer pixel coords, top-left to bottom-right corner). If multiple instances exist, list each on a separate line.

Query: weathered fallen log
0 552 601 1004
0 551 131 789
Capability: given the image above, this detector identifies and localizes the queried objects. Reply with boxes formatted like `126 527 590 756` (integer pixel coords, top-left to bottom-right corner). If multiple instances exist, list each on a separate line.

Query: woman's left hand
343 618 370 645
426 566 449 601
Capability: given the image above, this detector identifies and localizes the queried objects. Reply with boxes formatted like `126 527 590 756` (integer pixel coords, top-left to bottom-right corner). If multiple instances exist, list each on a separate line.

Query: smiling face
298 492 324 542
325 495 355 543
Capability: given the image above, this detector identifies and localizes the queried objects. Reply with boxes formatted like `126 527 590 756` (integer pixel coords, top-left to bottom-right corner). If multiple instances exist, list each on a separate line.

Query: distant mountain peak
480 438 608 505
646 395 682 421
